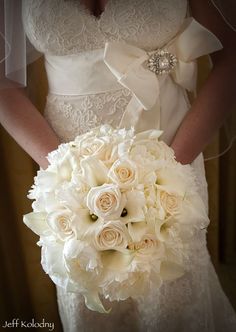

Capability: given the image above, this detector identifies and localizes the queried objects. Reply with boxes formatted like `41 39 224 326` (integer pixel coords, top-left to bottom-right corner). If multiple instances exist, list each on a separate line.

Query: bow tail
118 95 161 132
172 60 197 92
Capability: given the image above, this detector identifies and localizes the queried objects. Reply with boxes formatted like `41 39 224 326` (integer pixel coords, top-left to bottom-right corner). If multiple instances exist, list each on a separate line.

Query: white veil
0 0 42 90
210 0 236 32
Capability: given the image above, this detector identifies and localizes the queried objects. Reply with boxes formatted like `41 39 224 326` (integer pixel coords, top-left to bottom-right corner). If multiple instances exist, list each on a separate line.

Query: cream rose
108 159 138 189
127 234 165 264
46 209 76 241
80 137 107 156
78 135 117 164
128 234 157 252
159 190 182 216
94 220 129 251
86 184 126 220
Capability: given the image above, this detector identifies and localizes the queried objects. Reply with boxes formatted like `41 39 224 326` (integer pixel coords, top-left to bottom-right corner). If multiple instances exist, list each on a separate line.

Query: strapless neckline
79 0 112 22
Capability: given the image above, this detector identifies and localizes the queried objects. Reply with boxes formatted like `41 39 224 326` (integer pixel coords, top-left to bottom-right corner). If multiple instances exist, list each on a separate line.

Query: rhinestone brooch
147 49 178 75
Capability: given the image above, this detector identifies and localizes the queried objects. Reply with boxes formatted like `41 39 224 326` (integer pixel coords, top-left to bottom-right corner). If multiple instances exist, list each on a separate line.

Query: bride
0 0 236 331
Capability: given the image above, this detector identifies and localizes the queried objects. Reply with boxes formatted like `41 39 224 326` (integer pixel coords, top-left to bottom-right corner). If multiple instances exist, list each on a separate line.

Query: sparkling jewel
147 49 178 75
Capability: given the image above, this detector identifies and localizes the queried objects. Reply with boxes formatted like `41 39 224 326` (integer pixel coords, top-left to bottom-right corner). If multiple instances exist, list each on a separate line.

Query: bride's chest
22 0 188 55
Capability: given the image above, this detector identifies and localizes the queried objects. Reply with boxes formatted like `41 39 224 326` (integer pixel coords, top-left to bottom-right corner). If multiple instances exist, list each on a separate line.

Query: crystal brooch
147 49 178 75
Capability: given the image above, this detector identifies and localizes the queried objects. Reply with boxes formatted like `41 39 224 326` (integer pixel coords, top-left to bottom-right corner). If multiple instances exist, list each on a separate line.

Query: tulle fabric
210 0 236 32
0 0 42 89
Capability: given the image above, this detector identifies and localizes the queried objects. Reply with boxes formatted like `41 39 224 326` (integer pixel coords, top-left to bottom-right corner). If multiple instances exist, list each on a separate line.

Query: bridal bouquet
23 125 209 313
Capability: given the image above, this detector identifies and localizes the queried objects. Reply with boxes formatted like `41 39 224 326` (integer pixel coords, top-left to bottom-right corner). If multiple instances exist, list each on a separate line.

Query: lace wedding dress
22 0 236 331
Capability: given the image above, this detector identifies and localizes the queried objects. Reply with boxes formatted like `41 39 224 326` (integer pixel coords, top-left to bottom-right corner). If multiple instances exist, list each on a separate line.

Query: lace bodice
22 0 188 55
22 0 192 144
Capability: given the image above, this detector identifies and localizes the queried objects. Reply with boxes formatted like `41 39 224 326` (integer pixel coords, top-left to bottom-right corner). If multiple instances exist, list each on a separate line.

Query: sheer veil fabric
0 0 42 88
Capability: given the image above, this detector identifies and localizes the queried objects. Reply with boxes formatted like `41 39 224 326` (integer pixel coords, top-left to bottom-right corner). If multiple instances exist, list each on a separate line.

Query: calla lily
23 212 50 237
121 190 146 223
80 156 108 187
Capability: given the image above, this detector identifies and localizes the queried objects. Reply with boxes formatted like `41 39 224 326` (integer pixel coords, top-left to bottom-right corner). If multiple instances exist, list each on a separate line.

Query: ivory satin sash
44 18 222 136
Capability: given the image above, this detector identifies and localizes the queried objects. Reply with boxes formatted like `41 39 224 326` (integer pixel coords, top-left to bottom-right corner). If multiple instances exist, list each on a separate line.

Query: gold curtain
0 55 235 328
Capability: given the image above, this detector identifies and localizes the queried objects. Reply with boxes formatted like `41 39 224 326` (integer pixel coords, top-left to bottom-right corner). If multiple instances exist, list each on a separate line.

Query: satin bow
103 17 222 129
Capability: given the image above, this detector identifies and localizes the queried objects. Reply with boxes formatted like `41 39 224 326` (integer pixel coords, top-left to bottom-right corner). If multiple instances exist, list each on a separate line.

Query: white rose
94 220 129 251
77 132 117 165
46 209 76 241
80 137 108 156
158 190 183 217
128 234 158 253
108 159 138 189
86 184 126 220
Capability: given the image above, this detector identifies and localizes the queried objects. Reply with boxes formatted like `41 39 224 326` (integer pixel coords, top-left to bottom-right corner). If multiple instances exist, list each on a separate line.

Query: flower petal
80 156 108 187
23 212 50 236
83 291 111 314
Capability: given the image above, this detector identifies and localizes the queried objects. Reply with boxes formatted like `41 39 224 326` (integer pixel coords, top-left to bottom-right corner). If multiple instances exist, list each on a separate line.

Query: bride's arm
170 0 236 164
0 0 60 170
0 87 60 169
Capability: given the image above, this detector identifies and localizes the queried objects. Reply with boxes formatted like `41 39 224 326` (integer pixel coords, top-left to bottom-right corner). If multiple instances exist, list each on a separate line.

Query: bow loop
104 42 159 110
166 18 223 91
171 18 223 63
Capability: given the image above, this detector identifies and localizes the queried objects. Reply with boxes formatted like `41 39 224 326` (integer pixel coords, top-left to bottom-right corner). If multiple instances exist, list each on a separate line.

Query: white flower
49 149 78 182
156 163 196 196
121 190 146 223
157 190 183 219
80 137 108 156
94 220 130 251
47 143 70 165
40 240 72 290
46 209 76 241
24 125 210 313
78 136 117 164
130 141 171 165
23 211 49 237
128 234 159 253
64 238 101 273
127 222 163 256
86 184 126 220
80 156 108 187
108 159 138 189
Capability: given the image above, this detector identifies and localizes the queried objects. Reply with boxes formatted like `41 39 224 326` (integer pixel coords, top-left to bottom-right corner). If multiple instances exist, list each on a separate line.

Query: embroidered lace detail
44 88 132 142
22 0 187 55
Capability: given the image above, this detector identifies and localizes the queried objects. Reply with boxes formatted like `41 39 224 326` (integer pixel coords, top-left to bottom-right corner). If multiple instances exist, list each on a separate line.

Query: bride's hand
0 87 60 169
